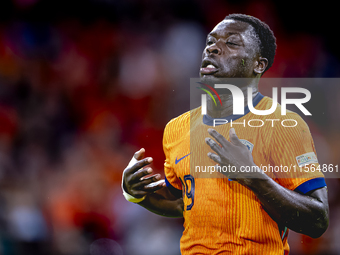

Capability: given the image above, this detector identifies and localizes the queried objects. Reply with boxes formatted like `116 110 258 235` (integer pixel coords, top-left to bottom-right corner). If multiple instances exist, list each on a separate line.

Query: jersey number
180 174 195 210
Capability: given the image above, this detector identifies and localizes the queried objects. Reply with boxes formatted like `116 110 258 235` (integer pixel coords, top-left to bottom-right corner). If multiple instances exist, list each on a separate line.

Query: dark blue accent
181 175 195 210
203 92 265 126
175 153 191 164
295 177 327 194
184 175 195 210
165 176 182 198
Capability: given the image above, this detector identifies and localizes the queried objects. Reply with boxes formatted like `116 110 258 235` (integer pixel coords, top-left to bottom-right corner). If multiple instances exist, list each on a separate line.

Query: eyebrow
208 32 240 37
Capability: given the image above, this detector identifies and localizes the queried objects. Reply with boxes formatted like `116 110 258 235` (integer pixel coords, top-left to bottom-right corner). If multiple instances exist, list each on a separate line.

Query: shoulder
164 107 201 132
262 96 309 128
166 110 191 128
163 108 200 143
261 97 313 143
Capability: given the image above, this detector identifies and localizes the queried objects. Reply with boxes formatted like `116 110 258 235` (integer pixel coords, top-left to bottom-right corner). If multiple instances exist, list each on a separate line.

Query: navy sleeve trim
165 176 182 198
295 177 327 194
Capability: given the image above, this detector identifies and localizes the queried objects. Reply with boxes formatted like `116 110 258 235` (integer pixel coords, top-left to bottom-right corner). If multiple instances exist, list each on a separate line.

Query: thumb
134 148 145 160
127 148 145 168
229 128 242 146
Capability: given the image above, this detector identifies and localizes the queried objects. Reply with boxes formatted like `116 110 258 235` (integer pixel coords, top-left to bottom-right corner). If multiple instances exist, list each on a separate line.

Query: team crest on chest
240 139 254 153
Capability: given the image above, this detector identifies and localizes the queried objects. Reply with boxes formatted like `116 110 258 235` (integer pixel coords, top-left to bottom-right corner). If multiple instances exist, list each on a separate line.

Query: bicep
294 186 329 219
306 187 329 210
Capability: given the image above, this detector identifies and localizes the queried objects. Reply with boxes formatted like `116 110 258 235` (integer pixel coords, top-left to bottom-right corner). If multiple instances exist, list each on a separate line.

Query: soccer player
122 14 329 254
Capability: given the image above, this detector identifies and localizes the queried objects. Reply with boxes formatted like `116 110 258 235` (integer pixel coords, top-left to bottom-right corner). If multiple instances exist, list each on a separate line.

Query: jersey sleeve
269 113 326 194
163 121 183 198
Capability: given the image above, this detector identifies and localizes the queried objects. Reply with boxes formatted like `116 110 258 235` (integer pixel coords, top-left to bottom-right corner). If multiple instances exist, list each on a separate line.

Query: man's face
200 19 260 81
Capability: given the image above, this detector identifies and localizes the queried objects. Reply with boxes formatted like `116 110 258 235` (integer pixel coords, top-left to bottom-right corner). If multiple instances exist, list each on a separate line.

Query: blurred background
0 0 339 254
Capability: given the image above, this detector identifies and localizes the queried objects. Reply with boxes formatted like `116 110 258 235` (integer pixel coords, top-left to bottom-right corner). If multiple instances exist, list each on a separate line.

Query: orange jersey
163 93 326 255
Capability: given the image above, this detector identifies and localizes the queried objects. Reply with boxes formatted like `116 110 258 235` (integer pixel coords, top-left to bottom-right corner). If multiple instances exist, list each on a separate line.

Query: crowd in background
0 0 339 254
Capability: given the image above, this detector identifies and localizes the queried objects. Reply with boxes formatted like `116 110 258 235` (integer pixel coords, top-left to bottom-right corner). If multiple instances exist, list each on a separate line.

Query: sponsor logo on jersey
175 153 191 164
296 152 318 167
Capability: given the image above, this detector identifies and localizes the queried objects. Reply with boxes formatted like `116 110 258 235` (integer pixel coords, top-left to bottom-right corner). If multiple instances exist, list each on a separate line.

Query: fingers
207 128 243 150
131 173 160 188
125 153 153 176
129 167 153 183
205 137 223 156
131 174 166 194
208 128 230 148
144 179 166 192
123 148 166 197
207 152 222 165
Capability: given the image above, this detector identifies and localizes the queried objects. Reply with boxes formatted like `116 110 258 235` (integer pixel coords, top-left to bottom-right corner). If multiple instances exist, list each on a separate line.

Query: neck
206 82 259 118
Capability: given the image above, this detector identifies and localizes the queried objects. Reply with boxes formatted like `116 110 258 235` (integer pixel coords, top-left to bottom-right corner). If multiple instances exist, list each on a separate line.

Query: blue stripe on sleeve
295 177 327 194
165 176 182 198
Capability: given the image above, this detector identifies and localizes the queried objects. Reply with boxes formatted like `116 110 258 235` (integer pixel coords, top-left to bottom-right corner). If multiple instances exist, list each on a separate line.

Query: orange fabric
163 96 324 255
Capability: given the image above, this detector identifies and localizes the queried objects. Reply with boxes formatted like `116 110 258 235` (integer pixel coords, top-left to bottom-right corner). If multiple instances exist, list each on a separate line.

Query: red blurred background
0 0 339 254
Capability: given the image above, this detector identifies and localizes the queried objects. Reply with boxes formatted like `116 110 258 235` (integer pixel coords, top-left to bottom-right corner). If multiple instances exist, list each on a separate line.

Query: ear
254 57 268 75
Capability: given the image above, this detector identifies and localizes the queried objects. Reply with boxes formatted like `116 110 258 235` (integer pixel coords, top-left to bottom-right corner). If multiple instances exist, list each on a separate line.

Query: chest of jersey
171 120 271 180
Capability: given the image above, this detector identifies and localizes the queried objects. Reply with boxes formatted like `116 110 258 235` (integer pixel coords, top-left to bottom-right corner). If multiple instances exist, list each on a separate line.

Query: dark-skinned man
122 14 329 254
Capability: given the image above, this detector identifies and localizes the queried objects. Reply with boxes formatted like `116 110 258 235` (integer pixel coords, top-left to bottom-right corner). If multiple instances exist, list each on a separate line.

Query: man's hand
205 127 329 238
205 127 261 180
122 148 183 217
122 148 165 199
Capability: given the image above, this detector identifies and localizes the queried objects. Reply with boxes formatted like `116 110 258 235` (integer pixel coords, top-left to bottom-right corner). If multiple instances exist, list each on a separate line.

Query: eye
226 42 238 46
206 40 214 46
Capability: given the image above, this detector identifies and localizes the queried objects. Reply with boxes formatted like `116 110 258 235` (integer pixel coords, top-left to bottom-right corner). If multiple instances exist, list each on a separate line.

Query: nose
206 43 221 55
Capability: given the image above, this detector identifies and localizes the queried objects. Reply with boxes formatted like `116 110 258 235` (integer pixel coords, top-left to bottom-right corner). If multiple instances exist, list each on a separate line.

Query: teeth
206 64 215 68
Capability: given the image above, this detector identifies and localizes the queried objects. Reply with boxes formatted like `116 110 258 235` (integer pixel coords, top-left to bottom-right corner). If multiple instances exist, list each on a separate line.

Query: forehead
209 19 254 39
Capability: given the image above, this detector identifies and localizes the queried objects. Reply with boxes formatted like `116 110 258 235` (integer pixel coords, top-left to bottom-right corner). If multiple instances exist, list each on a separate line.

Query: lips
200 60 218 75
200 65 218 75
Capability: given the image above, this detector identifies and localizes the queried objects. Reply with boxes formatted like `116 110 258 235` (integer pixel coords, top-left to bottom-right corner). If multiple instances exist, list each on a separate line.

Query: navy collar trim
202 92 264 126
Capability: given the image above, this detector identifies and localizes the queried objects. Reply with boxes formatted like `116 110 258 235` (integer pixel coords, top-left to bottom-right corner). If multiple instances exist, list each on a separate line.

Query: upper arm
295 186 329 237
270 113 325 191
304 186 329 213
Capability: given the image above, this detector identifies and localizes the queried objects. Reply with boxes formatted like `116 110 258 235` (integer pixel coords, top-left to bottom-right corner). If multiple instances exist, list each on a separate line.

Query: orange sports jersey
163 93 326 255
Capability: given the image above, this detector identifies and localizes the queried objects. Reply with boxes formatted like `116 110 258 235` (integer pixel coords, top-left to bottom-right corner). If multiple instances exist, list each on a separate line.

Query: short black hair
224 14 276 74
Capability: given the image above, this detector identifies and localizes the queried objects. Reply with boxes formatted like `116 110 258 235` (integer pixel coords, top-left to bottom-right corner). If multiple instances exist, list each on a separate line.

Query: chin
200 75 221 85
200 75 252 91
200 74 236 85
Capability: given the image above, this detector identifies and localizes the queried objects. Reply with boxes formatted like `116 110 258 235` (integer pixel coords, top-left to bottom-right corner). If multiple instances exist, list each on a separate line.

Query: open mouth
200 60 218 75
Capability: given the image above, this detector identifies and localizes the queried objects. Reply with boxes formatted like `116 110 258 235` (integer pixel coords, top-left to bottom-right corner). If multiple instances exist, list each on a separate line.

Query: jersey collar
202 92 264 126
